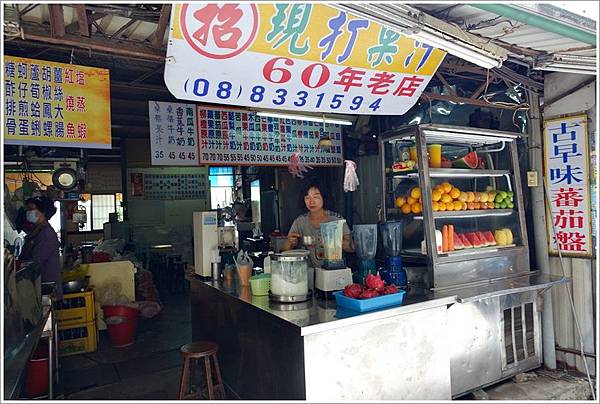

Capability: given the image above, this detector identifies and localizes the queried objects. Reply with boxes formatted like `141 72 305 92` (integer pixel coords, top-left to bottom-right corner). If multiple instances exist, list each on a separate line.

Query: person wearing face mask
282 181 353 268
19 196 62 300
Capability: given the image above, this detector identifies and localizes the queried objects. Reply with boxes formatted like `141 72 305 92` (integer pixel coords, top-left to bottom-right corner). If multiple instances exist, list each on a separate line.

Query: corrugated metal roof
416 4 596 58
13 4 165 45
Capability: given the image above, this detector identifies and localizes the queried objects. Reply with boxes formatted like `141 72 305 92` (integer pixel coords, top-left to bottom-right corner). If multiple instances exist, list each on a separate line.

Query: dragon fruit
381 285 399 295
359 289 381 299
364 273 385 291
343 283 363 299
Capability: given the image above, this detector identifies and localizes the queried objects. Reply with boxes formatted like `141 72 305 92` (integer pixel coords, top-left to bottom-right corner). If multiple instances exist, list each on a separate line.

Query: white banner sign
544 114 592 257
164 3 445 115
148 101 199 166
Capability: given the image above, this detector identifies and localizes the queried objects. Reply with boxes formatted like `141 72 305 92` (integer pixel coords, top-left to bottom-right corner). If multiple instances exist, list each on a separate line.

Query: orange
445 202 455 211
441 194 452 204
407 196 417 205
433 185 444 195
401 204 412 214
441 182 453 194
432 189 442 202
474 192 481 202
432 201 440 211
458 192 468 202
411 202 422 214
438 202 447 211
466 192 475 202
487 202 496 209
480 192 489 203
453 201 463 211
410 187 421 199
449 187 461 200
462 202 468 210
395 196 406 208
473 202 481 210
467 202 475 210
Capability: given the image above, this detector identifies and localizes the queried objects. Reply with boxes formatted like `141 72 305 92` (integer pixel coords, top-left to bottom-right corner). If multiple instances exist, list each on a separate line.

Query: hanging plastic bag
288 152 313 179
344 160 359 192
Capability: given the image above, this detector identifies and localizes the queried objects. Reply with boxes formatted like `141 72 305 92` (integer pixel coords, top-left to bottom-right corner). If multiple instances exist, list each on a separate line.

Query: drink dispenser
270 253 310 302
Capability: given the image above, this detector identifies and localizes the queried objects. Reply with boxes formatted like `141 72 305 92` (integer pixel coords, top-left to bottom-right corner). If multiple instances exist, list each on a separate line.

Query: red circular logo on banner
180 3 259 60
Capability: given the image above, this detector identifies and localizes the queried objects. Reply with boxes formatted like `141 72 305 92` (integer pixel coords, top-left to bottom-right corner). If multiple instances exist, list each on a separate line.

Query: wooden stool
178 341 225 400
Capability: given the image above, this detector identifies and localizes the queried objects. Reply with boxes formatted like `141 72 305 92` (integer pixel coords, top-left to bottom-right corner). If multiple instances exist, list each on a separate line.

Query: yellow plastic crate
56 290 96 328
58 321 97 357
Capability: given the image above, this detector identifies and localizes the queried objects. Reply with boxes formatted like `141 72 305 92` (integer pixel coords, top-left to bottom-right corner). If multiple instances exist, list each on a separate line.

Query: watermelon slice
454 231 464 250
452 151 479 169
459 233 473 248
483 231 497 246
466 232 485 248
476 231 489 246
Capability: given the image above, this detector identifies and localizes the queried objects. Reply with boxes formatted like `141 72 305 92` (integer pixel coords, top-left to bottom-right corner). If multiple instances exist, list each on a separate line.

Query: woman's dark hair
301 181 331 210
25 196 57 220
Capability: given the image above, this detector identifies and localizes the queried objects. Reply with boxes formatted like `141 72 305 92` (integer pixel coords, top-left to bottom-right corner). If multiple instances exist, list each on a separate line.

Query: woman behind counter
282 182 353 268
19 196 63 300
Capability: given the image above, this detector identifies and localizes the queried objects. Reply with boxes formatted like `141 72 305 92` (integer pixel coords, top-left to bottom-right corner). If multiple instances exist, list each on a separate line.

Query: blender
352 224 378 284
380 221 407 287
315 220 353 297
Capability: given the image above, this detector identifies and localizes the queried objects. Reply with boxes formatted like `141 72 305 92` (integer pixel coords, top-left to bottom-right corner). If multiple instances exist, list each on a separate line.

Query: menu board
4 56 111 148
196 107 343 166
148 101 199 165
544 114 592 258
142 174 207 200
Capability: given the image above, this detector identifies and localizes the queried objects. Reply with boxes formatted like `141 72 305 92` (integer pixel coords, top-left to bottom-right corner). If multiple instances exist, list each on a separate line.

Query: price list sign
4 56 111 148
148 101 199 165
544 114 592 258
197 107 343 166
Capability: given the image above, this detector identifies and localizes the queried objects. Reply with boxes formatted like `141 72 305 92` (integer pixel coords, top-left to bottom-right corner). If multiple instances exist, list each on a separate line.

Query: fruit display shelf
391 168 511 179
412 208 514 220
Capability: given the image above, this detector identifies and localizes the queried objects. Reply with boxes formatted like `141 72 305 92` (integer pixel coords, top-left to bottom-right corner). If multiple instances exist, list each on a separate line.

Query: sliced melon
483 231 497 246
452 151 479 169
454 231 464 250
459 233 473 248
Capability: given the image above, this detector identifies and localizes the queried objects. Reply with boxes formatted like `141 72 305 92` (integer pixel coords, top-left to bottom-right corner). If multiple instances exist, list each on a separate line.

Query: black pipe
555 345 596 359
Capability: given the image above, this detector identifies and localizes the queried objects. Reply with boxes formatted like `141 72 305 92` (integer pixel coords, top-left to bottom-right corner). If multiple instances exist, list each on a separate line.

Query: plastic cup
237 265 252 286
428 144 442 168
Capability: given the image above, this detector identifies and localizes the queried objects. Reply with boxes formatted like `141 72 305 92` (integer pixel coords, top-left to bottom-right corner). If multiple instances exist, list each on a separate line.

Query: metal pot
270 235 288 253
62 276 90 294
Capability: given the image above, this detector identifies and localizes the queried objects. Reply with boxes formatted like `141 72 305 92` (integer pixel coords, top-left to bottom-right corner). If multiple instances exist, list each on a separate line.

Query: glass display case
379 124 530 289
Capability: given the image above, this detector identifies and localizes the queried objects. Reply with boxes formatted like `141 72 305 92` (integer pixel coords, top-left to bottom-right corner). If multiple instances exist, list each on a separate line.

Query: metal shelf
392 168 511 179
412 209 515 220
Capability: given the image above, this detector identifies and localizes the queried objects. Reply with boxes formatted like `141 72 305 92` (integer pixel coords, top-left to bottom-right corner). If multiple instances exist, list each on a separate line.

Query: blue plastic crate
334 289 406 313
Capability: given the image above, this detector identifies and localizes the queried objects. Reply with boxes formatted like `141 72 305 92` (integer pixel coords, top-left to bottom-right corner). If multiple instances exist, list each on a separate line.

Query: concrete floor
58 292 191 400
463 368 595 401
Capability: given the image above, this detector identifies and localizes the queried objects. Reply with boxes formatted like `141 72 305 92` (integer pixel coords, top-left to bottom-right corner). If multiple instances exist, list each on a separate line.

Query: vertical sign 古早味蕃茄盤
4 56 111 148
148 101 199 165
543 114 592 258
164 3 446 115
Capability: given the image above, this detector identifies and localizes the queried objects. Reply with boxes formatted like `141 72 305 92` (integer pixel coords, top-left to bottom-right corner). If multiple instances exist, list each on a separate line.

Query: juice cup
428 144 442 168
409 146 418 162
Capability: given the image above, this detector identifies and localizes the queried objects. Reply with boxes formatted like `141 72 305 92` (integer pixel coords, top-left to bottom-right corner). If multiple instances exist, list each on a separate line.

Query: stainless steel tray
269 291 312 303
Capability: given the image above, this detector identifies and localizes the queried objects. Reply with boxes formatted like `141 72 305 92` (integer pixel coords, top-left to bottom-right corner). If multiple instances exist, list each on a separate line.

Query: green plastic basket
250 274 271 296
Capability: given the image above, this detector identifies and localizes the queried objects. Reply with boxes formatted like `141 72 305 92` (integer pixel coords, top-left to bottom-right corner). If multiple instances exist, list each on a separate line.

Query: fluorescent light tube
256 111 353 126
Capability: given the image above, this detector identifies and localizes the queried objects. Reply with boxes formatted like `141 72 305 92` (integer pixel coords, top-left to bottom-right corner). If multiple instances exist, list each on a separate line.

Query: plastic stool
178 341 225 400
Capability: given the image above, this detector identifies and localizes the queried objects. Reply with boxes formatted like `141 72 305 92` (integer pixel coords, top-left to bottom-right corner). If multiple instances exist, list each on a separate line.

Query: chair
178 341 225 400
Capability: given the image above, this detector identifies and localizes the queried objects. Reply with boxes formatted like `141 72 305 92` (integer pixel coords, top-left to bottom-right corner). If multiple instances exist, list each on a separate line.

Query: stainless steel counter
189 275 456 400
193 276 457 335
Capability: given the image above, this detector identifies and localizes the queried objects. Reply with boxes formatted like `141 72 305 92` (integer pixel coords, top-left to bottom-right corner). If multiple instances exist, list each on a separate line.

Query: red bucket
103 305 140 348
25 342 49 398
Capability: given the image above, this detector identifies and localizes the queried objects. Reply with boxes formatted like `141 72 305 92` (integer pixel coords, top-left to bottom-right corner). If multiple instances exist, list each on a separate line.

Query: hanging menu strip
196 107 343 166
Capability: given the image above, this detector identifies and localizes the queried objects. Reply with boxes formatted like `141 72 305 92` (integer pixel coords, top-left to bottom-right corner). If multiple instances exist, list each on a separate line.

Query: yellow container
428 144 442 168
58 321 98 357
56 290 96 328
